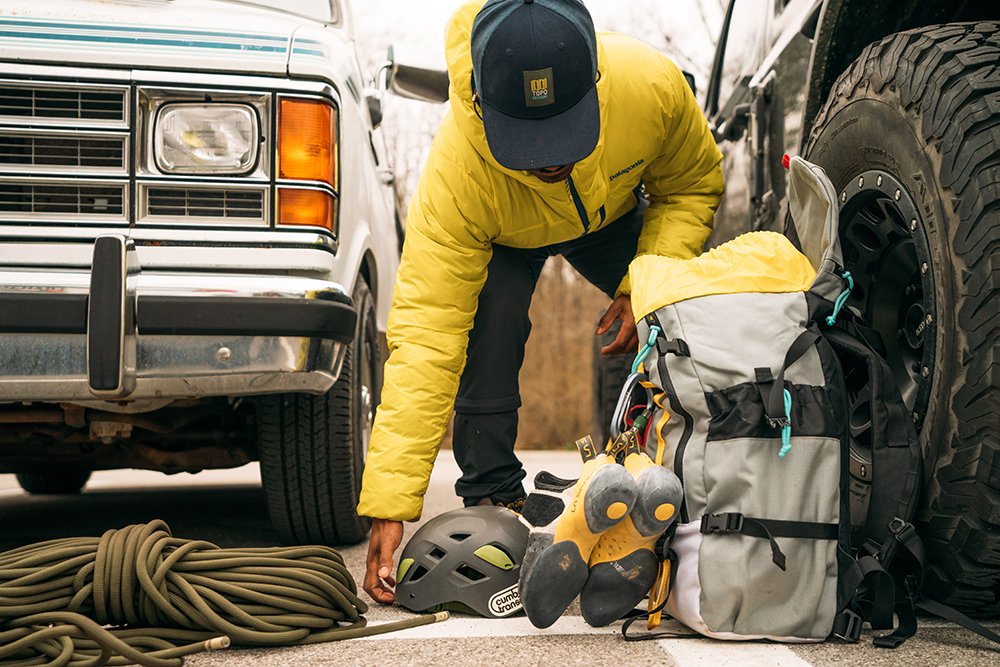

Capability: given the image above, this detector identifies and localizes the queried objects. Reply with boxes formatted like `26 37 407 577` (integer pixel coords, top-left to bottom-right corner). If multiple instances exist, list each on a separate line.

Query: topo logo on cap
531 77 548 98
523 67 554 107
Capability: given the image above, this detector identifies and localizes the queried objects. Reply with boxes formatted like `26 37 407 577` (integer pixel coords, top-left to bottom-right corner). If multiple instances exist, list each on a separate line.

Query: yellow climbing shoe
518 437 638 629
579 442 683 627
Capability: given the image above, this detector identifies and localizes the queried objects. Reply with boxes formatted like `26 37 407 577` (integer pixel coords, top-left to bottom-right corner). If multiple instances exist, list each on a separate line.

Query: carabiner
610 372 656 441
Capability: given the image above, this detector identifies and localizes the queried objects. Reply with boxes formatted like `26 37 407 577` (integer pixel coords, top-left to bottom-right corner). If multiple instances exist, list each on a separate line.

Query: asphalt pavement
1 450 998 666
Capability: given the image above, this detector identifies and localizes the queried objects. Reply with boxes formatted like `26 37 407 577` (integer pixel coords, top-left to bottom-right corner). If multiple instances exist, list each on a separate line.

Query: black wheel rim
838 169 936 423
838 170 936 540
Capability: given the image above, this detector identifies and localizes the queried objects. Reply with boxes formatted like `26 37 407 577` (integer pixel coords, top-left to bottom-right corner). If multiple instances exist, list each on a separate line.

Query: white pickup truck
0 0 402 546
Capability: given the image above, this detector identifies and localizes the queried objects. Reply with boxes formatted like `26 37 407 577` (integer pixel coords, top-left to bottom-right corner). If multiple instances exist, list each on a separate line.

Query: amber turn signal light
278 98 337 187
278 188 334 233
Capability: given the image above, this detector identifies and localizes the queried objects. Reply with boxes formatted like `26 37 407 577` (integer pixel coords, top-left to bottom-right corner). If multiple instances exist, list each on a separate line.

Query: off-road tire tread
805 21 1000 612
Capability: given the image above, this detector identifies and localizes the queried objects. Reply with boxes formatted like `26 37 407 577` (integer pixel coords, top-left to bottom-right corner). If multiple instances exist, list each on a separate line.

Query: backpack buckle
661 338 690 357
701 512 743 534
888 517 913 536
831 609 862 643
766 416 790 429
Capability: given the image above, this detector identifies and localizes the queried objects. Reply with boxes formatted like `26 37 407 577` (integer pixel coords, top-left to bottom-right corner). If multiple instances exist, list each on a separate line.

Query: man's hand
364 518 404 604
596 294 639 356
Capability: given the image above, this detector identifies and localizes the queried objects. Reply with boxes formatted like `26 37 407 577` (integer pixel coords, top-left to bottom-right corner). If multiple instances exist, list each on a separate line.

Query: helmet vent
474 543 516 570
429 547 447 560
450 532 471 542
455 564 487 582
409 565 429 582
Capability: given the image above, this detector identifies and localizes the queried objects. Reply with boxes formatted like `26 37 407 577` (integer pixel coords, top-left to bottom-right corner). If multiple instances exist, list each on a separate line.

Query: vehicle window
715 0 767 114
230 0 339 24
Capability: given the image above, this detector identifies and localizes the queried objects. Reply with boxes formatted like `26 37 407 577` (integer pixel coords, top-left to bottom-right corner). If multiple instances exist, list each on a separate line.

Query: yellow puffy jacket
358 0 724 522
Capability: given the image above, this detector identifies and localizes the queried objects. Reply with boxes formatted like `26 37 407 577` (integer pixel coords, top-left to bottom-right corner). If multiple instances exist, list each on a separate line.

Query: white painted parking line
351 615 623 640
352 615 817 666
658 638 815 666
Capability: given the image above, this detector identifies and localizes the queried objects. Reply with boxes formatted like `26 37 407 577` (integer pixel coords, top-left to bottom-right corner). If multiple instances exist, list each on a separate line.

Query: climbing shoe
579 437 683 627
518 437 638 629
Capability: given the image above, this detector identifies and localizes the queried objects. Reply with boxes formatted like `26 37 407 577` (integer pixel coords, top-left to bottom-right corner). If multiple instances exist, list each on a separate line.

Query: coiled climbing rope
0 520 445 666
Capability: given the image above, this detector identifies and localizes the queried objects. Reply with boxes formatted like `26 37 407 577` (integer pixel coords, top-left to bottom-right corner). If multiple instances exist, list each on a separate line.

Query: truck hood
0 0 342 76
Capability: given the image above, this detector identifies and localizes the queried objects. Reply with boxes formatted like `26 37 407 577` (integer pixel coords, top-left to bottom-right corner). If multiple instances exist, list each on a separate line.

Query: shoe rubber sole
579 453 683 627
519 455 637 629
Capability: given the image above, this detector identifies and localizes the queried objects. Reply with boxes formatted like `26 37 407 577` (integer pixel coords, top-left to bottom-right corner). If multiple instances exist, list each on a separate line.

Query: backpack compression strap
756 324 822 438
700 512 839 571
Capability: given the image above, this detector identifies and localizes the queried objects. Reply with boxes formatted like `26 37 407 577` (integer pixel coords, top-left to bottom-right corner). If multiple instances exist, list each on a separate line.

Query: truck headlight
155 104 258 174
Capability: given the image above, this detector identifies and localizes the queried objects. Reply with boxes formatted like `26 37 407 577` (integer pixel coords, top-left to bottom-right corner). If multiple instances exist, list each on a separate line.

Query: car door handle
716 103 751 142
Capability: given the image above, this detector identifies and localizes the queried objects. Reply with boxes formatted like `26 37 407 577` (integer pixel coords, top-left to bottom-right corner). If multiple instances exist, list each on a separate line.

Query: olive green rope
0 521 446 667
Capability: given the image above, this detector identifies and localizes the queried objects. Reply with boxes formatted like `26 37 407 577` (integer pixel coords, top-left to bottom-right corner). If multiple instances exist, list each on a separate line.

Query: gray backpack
625 157 920 642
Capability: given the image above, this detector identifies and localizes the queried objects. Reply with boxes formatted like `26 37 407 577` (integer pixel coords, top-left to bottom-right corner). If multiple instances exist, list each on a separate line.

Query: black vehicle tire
804 22 1000 613
258 279 380 546
15 470 91 495
592 318 634 448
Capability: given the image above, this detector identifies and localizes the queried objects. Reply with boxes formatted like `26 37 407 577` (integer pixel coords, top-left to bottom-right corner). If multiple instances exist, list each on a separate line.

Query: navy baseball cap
471 0 600 171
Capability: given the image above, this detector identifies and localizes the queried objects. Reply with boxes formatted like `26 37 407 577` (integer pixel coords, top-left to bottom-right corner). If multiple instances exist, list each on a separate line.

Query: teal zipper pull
779 388 792 458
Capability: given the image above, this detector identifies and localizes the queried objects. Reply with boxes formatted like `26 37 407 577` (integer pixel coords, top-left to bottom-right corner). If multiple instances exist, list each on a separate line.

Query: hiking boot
579 449 682 627
517 450 638 629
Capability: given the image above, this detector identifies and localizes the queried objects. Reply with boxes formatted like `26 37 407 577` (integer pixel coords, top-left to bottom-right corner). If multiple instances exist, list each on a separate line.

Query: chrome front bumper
0 236 356 402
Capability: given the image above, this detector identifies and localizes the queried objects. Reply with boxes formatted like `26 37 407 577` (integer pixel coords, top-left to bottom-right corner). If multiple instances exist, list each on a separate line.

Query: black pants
452 202 647 505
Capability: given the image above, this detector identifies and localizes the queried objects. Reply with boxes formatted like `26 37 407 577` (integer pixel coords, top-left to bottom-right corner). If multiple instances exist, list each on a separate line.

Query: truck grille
0 133 127 171
0 181 125 216
146 187 265 220
0 85 126 123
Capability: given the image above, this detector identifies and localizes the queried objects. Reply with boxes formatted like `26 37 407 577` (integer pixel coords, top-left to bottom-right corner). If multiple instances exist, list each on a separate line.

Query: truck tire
15 471 91 494
804 22 1000 613
258 279 379 546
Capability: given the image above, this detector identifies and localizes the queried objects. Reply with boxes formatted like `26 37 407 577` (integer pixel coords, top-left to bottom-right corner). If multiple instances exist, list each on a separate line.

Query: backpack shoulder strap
820 323 926 647
821 325 921 559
